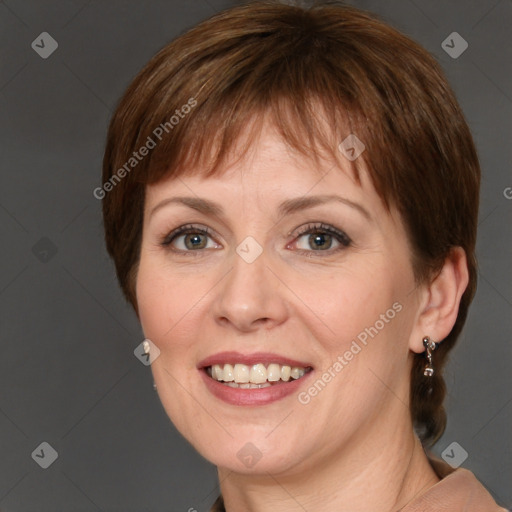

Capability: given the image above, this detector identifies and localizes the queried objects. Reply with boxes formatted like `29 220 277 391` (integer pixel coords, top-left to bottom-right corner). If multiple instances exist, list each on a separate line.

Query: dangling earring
143 340 157 391
422 336 437 376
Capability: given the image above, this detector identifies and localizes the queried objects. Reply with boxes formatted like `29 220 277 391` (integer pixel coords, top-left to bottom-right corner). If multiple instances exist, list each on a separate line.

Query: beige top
209 455 508 511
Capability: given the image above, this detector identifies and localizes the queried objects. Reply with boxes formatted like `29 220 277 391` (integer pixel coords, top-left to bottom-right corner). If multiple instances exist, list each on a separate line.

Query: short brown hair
101 0 480 446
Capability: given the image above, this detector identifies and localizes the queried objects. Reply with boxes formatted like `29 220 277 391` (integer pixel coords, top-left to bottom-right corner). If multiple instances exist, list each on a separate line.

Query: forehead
144 121 386 222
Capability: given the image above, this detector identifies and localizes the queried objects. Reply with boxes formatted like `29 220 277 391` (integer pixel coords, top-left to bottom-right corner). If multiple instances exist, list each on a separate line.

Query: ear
409 247 469 353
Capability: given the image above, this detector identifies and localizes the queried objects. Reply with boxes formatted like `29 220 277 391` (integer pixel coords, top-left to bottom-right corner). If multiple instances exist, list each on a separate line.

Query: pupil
310 233 331 250
186 233 206 249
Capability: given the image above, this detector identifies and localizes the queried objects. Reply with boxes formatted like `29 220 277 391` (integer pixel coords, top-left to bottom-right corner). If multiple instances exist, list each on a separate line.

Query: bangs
105 1 443 215
125 41 371 195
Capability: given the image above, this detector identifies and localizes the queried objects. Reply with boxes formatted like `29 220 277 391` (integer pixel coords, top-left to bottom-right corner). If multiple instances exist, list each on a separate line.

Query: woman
101 1 507 510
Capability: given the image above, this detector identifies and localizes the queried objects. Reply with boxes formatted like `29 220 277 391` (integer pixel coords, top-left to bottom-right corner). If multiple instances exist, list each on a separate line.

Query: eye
161 224 220 252
291 223 352 254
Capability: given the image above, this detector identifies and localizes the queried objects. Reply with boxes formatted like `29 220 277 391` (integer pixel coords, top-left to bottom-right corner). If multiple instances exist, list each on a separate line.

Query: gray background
0 0 510 510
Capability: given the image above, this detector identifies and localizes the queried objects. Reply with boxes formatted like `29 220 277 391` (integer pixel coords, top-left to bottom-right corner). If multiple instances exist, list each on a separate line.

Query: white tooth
298 368 306 378
259 382 272 388
290 367 302 380
239 383 251 389
212 364 223 381
267 363 281 382
227 382 239 388
233 364 250 383
223 363 234 382
250 363 267 384
281 365 291 381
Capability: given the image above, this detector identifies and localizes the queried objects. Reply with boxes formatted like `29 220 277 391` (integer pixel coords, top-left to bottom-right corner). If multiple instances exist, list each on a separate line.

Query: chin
184 422 307 474
208 442 302 475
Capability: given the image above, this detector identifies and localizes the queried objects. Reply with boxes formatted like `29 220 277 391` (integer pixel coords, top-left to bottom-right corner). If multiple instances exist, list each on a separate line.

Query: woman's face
136 122 424 475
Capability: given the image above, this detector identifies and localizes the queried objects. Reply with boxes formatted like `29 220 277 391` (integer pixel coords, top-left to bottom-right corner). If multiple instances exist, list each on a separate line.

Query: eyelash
160 224 215 256
160 222 352 256
292 223 352 255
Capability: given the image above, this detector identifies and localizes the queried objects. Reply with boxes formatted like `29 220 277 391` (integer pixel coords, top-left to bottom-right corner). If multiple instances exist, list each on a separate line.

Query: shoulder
403 454 508 512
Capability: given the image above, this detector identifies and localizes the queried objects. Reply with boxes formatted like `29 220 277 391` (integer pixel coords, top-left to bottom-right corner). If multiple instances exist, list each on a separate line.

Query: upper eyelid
291 224 352 251
161 224 215 244
293 222 350 238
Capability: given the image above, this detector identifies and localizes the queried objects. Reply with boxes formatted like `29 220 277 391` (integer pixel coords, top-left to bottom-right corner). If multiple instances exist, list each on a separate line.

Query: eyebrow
149 194 371 221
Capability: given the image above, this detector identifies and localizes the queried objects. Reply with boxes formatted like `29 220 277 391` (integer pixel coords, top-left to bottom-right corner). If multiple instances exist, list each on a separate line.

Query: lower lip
199 369 313 406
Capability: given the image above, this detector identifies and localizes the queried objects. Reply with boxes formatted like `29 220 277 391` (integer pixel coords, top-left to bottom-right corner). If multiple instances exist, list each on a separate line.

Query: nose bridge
212 240 287 331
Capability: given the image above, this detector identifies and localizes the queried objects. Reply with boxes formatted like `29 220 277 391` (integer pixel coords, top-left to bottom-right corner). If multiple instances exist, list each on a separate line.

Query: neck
217 411 440 512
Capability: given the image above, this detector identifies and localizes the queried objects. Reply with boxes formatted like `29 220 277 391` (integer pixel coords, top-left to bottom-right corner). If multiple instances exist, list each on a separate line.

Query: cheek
135 263 210 436
136 261 202 345
136 270 170 341
294 263 399 343
294 262 414 401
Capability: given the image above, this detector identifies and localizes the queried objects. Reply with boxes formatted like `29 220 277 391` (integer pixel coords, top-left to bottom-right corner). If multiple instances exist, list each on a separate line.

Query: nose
211 246 289 333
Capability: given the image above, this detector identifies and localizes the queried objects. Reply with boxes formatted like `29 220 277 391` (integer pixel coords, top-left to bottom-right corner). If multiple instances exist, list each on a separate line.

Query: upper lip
197 351 313 369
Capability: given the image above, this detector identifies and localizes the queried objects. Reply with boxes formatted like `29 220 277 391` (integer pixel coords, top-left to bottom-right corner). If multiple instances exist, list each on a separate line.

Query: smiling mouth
205 363 313 389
